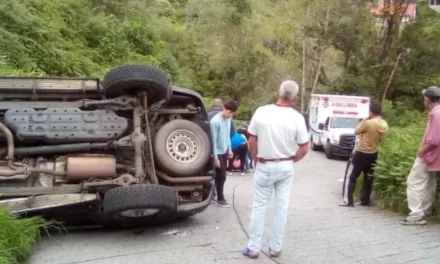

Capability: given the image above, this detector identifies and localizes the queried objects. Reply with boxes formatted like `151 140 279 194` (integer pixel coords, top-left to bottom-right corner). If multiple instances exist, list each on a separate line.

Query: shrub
381 100 426 127
0 207 48 264
373 110 430 213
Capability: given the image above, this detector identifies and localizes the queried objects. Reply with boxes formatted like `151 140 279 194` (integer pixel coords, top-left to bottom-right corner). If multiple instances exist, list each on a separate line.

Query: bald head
212 98 223 108
279 80 299 101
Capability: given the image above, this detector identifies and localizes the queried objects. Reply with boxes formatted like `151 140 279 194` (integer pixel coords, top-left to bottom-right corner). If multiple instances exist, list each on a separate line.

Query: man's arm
355 119 368 135
294 115 310 162
248 136 258 160
247 108 260 159
228 123 232 153
210 120 219 158
377 120 389 144
419 114 440 160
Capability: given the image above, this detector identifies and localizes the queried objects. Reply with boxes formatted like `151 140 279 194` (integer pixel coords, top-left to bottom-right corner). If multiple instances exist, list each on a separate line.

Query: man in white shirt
242 80 309 259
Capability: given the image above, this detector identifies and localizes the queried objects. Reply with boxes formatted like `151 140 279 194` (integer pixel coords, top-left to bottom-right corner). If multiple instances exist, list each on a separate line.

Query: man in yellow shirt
340 103 389 207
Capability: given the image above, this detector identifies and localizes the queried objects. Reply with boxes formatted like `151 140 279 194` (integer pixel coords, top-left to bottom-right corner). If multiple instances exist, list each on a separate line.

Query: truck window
329 117 359 129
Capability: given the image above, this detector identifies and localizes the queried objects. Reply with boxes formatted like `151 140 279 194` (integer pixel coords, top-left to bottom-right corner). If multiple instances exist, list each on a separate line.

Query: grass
0 207 50 264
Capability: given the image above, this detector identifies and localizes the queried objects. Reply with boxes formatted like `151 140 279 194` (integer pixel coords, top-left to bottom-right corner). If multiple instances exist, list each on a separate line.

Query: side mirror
318 123 325 130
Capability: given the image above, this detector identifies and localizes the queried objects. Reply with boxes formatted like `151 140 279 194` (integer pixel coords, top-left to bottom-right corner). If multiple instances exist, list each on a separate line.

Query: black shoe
216 199 231 208
356 202 371 207
338 202 354 207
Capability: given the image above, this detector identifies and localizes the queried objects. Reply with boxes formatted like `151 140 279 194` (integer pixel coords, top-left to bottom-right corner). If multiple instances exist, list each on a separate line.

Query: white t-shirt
248 104 309 159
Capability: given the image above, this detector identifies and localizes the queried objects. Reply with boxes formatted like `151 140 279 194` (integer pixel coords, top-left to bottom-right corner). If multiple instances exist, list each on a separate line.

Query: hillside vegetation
0 208 50 264
2 0 440 118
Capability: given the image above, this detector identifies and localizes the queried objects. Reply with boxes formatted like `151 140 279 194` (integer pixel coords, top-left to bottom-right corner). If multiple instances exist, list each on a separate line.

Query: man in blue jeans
240 122 253 171
242 80 309 259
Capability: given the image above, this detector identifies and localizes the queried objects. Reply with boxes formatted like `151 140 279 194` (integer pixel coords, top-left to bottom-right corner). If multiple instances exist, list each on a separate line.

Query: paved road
28 151 440 264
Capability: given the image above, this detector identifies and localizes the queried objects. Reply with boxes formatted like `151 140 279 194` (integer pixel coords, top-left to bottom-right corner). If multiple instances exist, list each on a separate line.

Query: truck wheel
325 141 335 159
310 135 322 151
154 119 210 177
102 64 172 104
102 184 177 226
311 135 320 151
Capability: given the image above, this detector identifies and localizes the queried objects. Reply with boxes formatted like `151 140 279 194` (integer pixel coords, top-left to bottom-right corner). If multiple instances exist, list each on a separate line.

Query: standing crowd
341 85 440 227
207 81 440 260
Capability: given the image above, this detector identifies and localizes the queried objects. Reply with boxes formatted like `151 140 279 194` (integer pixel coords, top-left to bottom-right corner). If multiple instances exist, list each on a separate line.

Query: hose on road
232 178 283 264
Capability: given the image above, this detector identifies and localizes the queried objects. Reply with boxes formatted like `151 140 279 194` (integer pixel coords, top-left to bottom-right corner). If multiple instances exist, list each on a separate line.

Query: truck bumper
330 144 353 157
176 184 213 219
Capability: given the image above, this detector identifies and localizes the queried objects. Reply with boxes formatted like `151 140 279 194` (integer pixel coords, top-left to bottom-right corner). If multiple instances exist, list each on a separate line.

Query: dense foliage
2 0 439 119
374 103 427 211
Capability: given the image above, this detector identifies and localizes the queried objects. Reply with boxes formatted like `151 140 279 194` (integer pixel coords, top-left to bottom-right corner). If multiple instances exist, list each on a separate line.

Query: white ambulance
308 94 370 159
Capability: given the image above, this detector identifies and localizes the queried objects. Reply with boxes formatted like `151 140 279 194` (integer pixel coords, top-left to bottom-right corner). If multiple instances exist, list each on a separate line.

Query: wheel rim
166 129 201 163
119 208 160 218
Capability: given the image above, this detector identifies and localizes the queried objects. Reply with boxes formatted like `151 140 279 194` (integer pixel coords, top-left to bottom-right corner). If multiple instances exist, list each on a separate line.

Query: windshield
329 117 359 129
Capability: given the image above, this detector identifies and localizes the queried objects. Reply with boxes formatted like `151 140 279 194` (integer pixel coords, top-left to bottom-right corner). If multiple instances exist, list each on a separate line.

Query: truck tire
325 141 335 159
102 64 172 104
154 119 211 177
102 184 177 225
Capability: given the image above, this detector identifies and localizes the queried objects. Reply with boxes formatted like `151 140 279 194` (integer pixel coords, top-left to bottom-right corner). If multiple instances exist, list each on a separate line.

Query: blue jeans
247 160 294 252
245 152 250 170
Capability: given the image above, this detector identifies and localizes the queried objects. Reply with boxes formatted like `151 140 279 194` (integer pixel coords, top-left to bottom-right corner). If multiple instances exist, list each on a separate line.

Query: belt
256 156 295 163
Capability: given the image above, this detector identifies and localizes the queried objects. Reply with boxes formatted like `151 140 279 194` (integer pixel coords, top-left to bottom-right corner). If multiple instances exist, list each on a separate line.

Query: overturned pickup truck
0 65 214 226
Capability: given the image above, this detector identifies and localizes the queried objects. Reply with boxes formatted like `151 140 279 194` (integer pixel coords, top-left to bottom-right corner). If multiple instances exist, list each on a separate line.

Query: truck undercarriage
0 65 214 226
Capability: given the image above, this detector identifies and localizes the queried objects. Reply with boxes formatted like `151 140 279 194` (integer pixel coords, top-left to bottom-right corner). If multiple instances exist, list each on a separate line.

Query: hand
417 150 423 158
214 158 220 168
228 150 233 159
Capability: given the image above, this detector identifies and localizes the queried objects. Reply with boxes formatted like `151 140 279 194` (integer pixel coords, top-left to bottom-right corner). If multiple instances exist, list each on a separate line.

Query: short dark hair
224 100 238 112
370 103 382 116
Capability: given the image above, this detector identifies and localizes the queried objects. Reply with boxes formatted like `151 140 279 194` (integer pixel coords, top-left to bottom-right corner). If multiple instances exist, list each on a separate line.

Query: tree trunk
381 52 402 104
306 6 330 114
309 6 330 96
301 39 307 114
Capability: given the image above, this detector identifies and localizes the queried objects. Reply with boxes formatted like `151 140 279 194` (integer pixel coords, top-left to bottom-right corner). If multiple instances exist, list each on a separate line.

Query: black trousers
215 153 228 201
228 144 248 172
346 151 378 205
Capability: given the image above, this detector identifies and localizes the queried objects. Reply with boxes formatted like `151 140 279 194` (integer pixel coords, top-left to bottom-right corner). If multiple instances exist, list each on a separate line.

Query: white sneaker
228 172 233 176
240 173 245 176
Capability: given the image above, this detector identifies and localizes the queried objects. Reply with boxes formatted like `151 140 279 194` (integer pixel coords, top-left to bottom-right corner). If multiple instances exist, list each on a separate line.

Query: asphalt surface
28 151 440 264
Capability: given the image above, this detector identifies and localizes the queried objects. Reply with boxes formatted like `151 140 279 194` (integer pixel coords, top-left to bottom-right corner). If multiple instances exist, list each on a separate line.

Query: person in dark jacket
240 122 253 170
